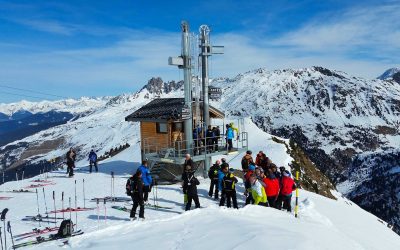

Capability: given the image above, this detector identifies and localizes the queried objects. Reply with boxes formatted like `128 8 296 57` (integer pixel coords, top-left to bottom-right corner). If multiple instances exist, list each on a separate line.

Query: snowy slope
1 125 399 250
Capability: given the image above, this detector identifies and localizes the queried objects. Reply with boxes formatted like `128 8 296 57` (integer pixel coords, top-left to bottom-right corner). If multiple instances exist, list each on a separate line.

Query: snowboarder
66 148 76 177
126 169 145 220
277 170 296 212
88 150 98 173
182 165 200 211
249 174 268 206
219 164 238 209
208 160 221 199
138 160 152 203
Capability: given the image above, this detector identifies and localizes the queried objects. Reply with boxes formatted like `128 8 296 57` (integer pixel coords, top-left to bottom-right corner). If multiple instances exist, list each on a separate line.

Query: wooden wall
140 122 170 151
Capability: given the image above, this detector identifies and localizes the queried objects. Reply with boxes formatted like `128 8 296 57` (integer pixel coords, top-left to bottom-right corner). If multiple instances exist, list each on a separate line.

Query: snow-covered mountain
1 67 400 236
211 66 400 233
378 67 400 83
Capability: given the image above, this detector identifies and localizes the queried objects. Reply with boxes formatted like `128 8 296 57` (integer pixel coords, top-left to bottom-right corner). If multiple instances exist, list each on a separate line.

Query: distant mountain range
0 67 400 234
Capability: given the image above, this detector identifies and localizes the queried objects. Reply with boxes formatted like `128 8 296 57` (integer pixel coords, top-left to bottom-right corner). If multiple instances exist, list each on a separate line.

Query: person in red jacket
263 169 280 208
277 170 296 212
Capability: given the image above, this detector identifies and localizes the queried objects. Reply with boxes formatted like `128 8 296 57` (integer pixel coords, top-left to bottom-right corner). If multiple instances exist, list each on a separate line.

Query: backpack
126 177 137 196
56 219 74 237
223 174 236 192
241 157 250 170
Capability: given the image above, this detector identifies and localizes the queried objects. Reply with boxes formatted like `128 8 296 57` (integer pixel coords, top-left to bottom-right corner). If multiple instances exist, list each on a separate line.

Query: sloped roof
125 98 224 122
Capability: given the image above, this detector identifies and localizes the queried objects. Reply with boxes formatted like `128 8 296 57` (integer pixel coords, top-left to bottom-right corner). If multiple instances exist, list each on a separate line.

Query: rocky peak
143 77 183 95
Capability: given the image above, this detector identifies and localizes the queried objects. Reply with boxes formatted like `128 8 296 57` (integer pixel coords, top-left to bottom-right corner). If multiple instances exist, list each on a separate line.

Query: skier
208 160 221 199
225 125 234 151
126 169 145 220
66 148 76 177
182 165 200 211
183 154 194 173
219 164 238 209
138 160 152 204
229 122 240 140
249 174 268 206
263 169 280 208
88 149 98 173
193 126 200 155
277 170 296 212
241 150 254 171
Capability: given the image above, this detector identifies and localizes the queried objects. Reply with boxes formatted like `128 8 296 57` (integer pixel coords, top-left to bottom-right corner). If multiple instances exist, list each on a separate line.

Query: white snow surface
1 144 399 250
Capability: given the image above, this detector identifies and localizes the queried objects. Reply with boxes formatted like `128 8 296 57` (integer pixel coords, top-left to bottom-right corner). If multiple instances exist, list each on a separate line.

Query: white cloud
1 3 399 102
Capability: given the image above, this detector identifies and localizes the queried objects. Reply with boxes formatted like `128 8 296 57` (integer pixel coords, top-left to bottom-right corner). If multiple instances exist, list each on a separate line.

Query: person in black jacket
208 160 221 199
183 154 194 173
206 125 214 153
66 148 76 177
219 164 239 209
127 169 145 220
182 165 200 211
213 126 221 152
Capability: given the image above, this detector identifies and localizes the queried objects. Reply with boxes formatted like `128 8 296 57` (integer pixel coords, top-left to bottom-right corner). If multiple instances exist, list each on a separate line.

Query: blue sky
0 0 399 103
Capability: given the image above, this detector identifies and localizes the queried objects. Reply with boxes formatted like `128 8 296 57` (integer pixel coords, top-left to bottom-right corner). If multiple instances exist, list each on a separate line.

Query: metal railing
142 132 248 162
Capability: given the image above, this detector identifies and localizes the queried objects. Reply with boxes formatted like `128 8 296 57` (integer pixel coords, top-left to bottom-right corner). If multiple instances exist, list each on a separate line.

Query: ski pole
1 208 8 250
42 188 49 225
21 170 25 190
7 221 15 250
110 172 113 202
69 197 72 221
0 225 3 250
62 192 64 220
83 179 86 208
104 199 107 225
295 171 299 218
15 171 18 191
53 191 56 225
96 199 99 229
42 188 49 214
35 189 41 227
74 180 78 231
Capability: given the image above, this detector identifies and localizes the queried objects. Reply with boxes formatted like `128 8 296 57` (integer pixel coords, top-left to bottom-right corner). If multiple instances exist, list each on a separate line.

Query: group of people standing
192 122 239 155
65 148 99 177
185 150 296 212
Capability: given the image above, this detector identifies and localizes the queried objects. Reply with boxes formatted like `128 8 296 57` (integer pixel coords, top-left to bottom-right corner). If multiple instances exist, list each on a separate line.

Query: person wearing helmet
208 160 221 199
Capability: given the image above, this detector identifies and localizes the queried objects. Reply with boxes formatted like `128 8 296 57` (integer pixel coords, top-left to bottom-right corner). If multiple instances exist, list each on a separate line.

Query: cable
0 90 54 100
0 84 68 99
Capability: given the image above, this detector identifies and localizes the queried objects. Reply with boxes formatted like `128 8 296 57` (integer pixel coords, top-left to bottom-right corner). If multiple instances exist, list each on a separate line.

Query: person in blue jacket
226 125 234 151
218 158 228 191
138 160 152 203
88 149 98 173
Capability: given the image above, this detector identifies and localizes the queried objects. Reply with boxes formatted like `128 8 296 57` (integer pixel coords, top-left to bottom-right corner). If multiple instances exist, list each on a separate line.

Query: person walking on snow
182 165 200 211
138 160 152 203
208 160 221 199
219 164 238 209
126 169 145 220
88 149 98 173
66 148 76 177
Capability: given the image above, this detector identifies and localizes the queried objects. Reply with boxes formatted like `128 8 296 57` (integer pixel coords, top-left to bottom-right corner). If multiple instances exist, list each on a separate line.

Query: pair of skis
13 227 59 242
12 230 84 249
